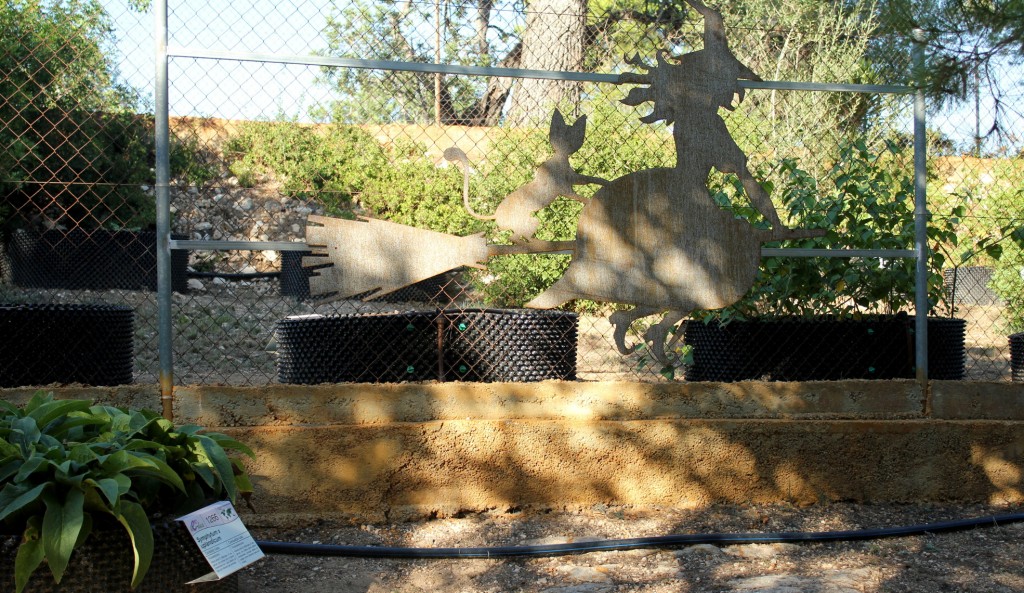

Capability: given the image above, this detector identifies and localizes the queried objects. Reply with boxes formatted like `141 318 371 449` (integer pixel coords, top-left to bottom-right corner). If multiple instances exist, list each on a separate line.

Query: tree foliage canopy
0 0 153 232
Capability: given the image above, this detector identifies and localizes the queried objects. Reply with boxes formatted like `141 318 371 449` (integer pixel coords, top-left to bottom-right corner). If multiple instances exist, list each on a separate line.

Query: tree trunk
505 0 588 127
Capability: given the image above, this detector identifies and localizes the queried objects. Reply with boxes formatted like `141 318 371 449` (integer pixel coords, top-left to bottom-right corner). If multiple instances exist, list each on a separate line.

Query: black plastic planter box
275 309 578 384
1011 332 1024 382
8 229 188 293
0 303 134 387
683 315 965 382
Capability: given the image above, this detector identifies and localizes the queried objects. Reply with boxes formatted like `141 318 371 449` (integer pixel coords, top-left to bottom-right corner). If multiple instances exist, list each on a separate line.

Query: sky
102 0 1021 151
105 0 335 120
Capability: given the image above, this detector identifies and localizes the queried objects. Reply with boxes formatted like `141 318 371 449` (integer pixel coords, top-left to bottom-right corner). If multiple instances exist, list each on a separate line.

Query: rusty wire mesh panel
0 1 161 385
1 1 1021 386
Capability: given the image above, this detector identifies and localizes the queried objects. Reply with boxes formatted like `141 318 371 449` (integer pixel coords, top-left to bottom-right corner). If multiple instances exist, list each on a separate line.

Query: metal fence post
913 28 929 385
155 0 174 420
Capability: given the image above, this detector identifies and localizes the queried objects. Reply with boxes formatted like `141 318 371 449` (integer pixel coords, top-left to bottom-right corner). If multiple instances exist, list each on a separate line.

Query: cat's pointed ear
550 109 567 135
566 114 587 152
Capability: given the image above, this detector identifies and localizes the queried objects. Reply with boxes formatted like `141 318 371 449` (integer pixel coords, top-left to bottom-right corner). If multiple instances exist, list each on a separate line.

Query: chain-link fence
1 0 1021 387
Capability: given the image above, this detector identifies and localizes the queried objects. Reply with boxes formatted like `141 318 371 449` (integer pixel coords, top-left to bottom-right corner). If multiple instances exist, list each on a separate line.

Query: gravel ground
238 503 1024 593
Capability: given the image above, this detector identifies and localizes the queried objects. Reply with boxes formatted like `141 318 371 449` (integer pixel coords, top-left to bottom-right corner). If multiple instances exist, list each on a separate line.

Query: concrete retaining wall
3 381 1023 523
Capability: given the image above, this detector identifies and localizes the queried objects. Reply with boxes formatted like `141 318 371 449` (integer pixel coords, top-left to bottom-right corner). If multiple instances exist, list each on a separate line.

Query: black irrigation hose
255 511 1024 559
187 270 282 280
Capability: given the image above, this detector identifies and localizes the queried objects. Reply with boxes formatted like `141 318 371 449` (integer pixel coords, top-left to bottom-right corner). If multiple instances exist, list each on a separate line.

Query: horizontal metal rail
171 240 311 251
760 248 917 258
172 239 918 259
167 47 914 94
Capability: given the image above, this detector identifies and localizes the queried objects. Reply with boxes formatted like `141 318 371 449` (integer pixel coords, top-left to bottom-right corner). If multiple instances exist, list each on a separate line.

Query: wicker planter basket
0 303 134 387
0 521 237 593
683 315 965 382
275 309 578 384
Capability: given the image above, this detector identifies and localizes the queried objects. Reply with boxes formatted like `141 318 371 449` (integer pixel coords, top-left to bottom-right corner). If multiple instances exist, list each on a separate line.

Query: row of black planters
275 309 579 384
683 315 966 381
1011 332 1024 383
0 304 135 387
8 229 189 293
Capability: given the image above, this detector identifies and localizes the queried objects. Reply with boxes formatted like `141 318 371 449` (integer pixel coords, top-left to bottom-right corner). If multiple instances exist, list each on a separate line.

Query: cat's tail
443 147 495 221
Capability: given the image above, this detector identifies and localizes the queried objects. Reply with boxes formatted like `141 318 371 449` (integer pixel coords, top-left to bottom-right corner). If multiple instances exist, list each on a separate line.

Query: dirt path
238 503 1024 593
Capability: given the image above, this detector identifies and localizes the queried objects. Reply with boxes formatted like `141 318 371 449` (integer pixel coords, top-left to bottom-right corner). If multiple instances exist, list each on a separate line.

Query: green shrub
1 110 157 232
702 140 957 321
0 392 254 592
990 243 1024 333
353 138 483 234
225 121 386 214
0 2 155 234
169 133 220 188
929 157 1024 331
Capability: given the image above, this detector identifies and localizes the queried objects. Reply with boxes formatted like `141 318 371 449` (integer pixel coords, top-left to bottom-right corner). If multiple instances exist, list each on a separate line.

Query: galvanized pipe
913 29 930 384
166 47 914 95
155 0 174 420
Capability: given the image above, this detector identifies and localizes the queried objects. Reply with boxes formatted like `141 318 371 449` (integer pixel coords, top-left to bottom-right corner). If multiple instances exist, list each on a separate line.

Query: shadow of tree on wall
236 385 1024 524
2 386 1021 591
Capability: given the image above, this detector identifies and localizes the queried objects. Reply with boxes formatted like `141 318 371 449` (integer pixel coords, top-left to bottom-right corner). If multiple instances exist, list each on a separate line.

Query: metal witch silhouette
304 0 823 365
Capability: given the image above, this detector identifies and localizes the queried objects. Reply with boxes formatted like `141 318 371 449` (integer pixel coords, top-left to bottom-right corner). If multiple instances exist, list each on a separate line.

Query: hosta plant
0 392 254 592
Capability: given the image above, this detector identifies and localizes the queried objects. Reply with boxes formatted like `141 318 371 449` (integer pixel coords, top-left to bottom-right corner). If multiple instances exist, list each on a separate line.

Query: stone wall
3 380 1022 525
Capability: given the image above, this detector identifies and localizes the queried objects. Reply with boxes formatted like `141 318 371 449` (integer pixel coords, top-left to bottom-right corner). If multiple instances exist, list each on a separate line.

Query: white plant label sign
177 501 264 583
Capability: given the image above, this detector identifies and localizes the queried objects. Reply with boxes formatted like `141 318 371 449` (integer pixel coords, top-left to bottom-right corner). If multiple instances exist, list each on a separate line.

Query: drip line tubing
255 511 1024 559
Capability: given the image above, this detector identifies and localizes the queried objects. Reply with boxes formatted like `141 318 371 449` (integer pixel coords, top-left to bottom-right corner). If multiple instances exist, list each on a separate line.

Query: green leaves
115 500 154 589
710 142 949 320
42 488 84 583
14 518 44 593
0 392 255 592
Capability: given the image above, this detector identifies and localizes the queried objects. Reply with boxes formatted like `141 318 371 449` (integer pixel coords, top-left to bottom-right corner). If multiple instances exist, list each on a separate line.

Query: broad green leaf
14 519 45 593
110 413 134 433
42 488 85 583
11 417 41 453
122 439 168 451
197 435 238 502
86 477 122 508
231 458 254 496
13 455 48 485
23 392 52 415
113 472 132 493
204 432 256 458
100 449 156 474
175 424 205 436
69 444 99 465
87 405 122 421
127 410 154 434
37 433 61 449
28 399 92 431
54 463 87 489
44 414 108 440
0 440 21 458
0 483 47 521
0 400 20 416
115 500 154 589
121 452 186 492
0 458 22 481
192 463 216 489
